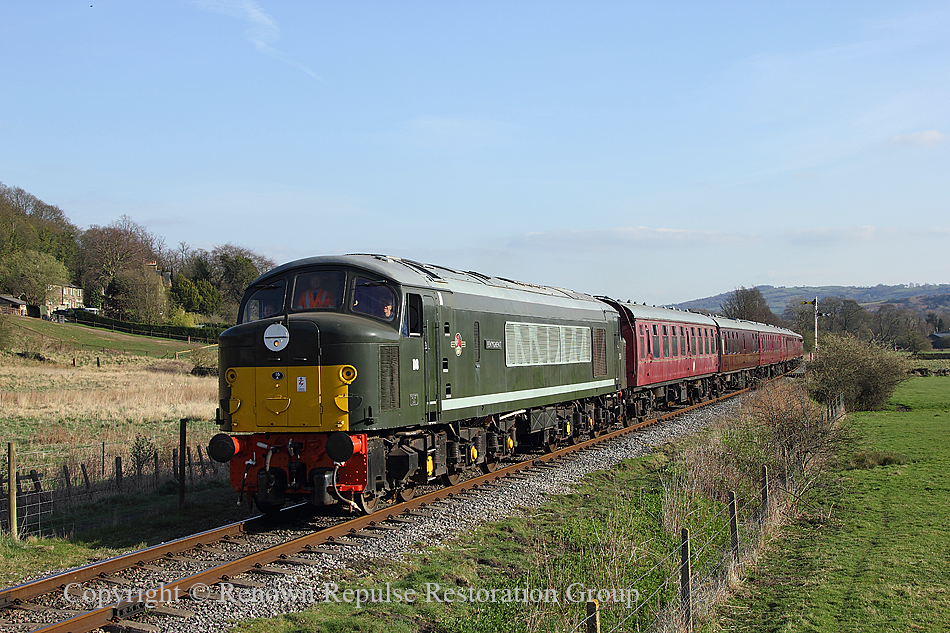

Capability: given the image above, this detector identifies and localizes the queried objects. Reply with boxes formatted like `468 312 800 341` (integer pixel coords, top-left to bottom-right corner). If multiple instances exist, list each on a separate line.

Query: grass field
716 376 950 632
3 314 207 360
0 314 233 581
0 315 218 449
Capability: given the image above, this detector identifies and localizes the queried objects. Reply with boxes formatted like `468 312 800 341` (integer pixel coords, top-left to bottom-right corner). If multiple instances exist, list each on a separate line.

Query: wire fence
570 393 846 633
2 422 228 537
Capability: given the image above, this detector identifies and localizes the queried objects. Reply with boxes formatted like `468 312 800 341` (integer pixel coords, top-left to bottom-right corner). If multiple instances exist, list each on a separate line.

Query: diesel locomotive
208 254 802 514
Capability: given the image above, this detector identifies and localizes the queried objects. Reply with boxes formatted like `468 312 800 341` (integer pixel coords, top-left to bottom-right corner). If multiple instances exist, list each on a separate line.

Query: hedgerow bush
808 333 909 411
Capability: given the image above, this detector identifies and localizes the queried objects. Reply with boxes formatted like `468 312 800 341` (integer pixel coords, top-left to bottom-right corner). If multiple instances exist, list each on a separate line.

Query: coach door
422 294 441 423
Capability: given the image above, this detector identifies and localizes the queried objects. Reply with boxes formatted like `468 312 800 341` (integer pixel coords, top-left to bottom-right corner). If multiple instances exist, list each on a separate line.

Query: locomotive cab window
352 277 397 322
241 280 286 323
293 270 344 311
405 293 422 337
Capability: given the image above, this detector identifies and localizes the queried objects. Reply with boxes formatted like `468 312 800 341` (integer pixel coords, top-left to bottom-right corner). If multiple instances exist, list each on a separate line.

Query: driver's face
382 304 393 317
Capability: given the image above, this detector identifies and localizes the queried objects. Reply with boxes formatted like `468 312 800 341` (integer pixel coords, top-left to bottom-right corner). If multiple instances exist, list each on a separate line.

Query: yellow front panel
224 364 353 433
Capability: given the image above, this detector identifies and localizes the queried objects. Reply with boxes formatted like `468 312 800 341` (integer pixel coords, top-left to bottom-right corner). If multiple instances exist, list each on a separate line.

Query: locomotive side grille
592 328 608 377
505 322 592 367
379 345 400 409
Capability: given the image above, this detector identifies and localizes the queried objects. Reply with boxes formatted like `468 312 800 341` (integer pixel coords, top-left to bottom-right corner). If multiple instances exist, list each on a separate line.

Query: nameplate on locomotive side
484 340 502 350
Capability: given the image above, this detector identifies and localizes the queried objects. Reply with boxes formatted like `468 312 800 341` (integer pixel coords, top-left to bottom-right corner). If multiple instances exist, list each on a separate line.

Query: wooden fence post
680 527 692 632
197 445 207 477
179 419 187 509
586 599 601 633
7 443 17 540
729 491 739 564
80 463 91 491
63 464 72 501
153 451 160 488
186 447 195 484
115 456 122 490
761 465 770 518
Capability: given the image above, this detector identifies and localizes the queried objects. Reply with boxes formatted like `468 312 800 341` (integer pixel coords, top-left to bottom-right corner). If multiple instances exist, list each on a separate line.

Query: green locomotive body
210 254 625 513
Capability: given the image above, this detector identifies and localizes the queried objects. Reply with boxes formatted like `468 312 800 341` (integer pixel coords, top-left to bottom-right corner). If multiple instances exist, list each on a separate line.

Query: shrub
166 307 197 328
671 381 852 502
808 334 910 411
130 434 156 478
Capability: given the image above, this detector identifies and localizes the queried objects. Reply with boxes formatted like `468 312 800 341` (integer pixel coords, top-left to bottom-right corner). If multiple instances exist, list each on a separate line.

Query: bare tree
720 287 780 325
78 215 157 291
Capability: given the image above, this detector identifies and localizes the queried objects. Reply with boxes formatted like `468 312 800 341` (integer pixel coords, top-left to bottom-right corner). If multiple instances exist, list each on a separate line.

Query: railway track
0 383 764 633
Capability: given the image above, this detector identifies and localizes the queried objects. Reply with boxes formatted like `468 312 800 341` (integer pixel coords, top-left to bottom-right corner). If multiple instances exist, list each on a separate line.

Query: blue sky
2 1 948 306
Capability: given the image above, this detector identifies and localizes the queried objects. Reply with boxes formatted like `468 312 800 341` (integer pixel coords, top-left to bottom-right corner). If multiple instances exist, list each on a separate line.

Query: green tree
195 279 222 315
217 252 259 304
169 275 201 312
0 250 69 305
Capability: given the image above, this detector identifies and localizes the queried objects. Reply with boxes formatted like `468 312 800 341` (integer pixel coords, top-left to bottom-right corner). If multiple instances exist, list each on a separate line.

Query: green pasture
4 315 206 360
718 376 950 632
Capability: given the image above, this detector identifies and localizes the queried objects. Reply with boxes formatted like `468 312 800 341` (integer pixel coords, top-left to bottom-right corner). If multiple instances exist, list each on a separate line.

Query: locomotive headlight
339 365 357 384
263 323 290 351
225 368 237 385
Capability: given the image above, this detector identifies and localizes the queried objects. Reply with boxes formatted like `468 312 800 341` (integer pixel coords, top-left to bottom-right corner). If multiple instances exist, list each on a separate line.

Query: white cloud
888 130 946 146
195 0 318 78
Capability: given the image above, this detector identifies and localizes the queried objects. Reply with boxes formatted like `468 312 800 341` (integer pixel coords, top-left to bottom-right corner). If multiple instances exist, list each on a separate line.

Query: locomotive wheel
441 471 461 486
543 440 558 453
356 492 379 514
480 460 499 474
397 486 415 502
253 495 283 515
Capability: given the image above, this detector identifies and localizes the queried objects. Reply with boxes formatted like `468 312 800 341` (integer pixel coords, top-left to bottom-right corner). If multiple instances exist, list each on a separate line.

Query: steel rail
8 376 780 633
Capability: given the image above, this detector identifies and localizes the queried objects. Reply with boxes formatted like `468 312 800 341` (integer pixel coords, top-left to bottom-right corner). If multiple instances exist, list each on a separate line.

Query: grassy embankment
716 376 950 632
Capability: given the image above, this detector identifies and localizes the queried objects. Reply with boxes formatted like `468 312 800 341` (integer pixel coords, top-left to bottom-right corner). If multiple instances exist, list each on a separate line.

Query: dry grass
0 351 217 450
653 380 852 631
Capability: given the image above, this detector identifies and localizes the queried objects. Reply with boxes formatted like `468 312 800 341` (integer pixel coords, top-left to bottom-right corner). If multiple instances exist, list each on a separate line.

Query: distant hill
675 284 950 314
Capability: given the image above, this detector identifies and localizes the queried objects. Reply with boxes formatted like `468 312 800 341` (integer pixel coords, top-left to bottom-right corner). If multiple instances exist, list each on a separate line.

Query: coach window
680 328 686 356
662 326 670 358
671 330 678 356
652 325 659 359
